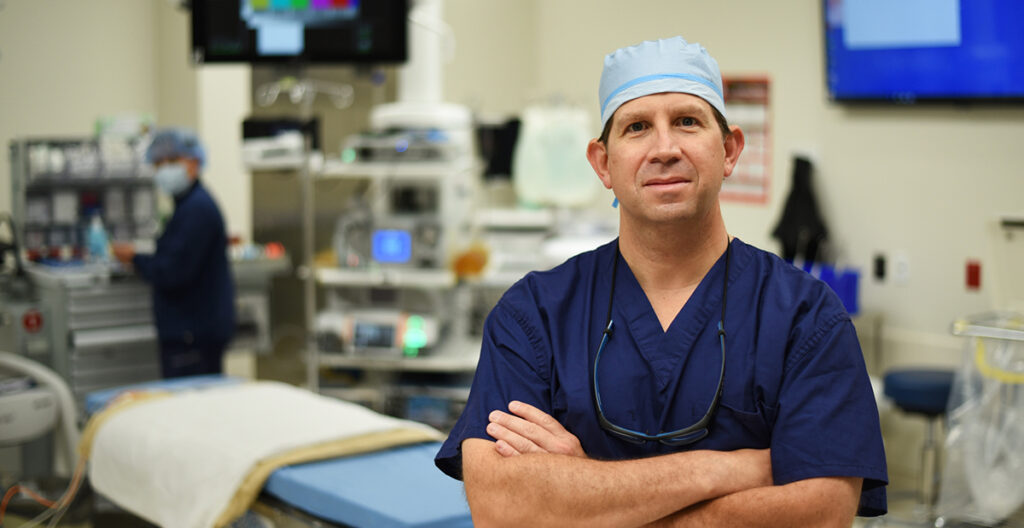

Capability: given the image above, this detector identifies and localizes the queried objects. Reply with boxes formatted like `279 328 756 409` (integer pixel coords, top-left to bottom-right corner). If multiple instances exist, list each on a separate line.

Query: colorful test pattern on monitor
248 0 360 12
192 0 406 64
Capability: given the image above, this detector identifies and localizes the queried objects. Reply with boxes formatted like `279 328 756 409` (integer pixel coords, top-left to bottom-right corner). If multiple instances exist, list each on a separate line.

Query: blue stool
883 368 955 522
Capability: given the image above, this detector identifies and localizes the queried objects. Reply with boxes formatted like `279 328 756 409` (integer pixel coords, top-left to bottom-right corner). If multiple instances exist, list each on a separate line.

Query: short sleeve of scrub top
435 284 554 473
436 238 887 517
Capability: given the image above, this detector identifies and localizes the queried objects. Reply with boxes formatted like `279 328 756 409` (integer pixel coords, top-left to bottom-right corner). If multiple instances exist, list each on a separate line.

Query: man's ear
587 139 613 189
184 158 201 181
722 125 745 179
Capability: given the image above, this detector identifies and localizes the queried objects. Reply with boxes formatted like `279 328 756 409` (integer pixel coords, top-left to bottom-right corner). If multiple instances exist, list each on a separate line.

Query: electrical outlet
893 252 910 285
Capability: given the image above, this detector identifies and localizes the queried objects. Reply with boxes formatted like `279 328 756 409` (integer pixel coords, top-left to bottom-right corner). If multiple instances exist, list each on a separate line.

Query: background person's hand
487 400 586 458
111 242 135 265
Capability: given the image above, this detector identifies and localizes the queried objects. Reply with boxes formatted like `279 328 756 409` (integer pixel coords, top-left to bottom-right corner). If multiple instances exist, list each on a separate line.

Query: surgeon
113 128 236 379
435 37 887 526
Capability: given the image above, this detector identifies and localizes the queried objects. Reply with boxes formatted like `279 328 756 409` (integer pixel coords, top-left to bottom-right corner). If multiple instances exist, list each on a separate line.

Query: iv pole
300 89 316 392
253 76 353 392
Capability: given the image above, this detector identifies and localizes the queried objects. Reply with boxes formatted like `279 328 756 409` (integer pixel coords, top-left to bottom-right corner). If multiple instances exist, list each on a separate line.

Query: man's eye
680 117 697 126
627 122 646 133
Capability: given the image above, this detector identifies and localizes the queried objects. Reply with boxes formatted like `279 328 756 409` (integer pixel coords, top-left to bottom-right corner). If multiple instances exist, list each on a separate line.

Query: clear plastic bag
936 313 1024 526
512 105 600 208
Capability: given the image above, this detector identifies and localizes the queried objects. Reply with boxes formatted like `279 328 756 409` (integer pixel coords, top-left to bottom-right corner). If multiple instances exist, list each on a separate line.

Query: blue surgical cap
145 128 207 168
599 36 726 130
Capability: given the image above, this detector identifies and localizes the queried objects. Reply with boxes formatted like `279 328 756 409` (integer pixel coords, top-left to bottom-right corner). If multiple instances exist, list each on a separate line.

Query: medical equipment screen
824 0 1024 102
371 229 412 264
354 322 395 348
192 0 408 64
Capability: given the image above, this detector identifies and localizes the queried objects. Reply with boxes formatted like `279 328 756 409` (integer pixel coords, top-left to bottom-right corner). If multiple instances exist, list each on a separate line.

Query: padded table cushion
264 442 472 528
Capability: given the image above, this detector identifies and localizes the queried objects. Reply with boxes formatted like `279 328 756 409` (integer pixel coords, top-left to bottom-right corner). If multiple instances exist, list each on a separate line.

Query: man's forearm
462 438 771 528
649 477 862 528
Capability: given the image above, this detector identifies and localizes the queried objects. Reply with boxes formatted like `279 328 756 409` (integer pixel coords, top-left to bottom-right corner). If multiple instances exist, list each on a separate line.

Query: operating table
83 376 473 528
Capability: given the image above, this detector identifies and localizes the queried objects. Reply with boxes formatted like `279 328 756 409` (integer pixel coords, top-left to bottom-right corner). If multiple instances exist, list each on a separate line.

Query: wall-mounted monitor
823 0 1024 103
192 0 409 65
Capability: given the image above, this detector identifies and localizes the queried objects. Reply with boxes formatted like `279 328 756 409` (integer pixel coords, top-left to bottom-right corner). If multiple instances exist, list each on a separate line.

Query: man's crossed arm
461 401 861 528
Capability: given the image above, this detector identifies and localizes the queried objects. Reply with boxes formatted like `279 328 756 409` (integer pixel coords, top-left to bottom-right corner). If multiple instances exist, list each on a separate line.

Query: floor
853 489 1024 528
3 493 154 528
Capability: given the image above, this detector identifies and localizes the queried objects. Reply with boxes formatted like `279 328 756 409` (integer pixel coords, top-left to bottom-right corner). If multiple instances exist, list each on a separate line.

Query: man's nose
648 126 682 164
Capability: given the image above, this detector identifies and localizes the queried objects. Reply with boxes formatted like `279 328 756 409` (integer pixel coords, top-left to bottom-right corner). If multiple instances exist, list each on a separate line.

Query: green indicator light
403 316 428 356
341 148 357 163
404 329 428 349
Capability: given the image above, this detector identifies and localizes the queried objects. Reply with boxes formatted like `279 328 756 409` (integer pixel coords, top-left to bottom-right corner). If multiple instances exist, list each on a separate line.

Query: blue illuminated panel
372 229 412 264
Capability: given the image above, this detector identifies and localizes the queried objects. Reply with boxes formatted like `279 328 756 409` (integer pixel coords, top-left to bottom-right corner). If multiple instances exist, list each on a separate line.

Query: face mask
155 163 191 196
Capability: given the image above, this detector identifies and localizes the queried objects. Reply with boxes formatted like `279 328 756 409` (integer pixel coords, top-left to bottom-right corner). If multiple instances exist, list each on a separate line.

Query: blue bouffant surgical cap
598 36 726 130
145 128 207 168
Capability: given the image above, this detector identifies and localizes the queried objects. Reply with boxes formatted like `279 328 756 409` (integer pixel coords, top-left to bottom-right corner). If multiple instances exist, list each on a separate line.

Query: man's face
587 92 742 227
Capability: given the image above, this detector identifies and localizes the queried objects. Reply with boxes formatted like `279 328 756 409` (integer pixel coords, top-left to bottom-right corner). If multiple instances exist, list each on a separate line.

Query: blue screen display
824 0 1024 101
372 229 412 264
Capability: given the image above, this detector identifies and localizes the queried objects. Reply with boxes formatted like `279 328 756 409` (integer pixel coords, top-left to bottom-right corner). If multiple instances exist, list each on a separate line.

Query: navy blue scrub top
436 238 888 516
133 181 235 345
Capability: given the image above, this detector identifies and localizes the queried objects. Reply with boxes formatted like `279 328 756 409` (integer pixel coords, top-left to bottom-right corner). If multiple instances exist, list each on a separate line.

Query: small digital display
354 322 394 348
372 229 412 264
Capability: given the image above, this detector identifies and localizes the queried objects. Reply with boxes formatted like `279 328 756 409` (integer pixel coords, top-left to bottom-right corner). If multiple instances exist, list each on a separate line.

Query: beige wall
155 1 198 130
197 66 252 242
443 0 539 119
0 0 159 214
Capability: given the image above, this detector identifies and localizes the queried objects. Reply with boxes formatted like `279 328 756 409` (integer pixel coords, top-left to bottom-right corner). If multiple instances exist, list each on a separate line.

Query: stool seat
883 369 955 416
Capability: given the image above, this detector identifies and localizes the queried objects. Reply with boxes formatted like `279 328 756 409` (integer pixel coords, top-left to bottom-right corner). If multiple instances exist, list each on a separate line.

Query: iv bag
937 313 1024 526
512 105 599 208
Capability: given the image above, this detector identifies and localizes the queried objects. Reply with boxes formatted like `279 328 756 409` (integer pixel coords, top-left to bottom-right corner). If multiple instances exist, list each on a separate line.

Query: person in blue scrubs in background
436 37 887 526
113 128 235 379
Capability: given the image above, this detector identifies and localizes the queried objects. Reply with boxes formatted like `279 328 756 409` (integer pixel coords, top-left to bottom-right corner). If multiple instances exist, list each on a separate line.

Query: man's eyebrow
668 102 714 117
614 110 647 125
614 102 713 127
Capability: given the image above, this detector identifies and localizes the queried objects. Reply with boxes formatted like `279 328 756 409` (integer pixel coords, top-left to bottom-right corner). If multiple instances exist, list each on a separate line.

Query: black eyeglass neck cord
592 236 732 445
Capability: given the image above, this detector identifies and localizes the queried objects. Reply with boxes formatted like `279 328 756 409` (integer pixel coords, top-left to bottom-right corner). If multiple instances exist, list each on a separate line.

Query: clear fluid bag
937 313 1024 526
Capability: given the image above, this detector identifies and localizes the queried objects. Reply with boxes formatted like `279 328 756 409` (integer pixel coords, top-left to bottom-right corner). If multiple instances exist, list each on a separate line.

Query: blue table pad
264 442 472 528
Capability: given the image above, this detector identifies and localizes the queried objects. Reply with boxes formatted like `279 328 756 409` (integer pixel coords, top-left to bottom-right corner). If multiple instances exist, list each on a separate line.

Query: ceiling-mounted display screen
192 0 408 64
824 0 1024 103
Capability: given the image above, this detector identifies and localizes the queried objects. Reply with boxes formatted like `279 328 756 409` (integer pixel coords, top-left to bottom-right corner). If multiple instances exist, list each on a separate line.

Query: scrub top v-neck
436 238 888 516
